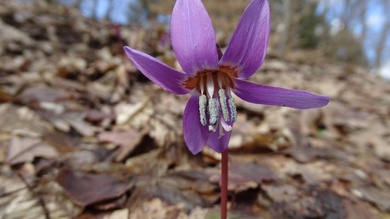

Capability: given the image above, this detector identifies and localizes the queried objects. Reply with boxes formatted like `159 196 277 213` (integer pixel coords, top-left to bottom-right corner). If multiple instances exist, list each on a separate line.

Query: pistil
195 69 237 135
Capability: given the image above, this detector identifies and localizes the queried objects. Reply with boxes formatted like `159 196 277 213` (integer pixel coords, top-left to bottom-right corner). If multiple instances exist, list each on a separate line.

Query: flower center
182 65 239 137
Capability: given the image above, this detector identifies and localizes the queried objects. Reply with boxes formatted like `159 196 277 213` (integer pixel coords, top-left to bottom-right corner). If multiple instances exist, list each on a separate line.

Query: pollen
199 94 207 126
208 98 219 125
228 98 237 122
186 65 240 135
218 89 229 122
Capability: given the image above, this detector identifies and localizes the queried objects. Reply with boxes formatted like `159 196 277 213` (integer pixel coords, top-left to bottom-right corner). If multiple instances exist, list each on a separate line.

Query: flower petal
124 46 190 95
171 0 219 75
183 95 210 154
233 79 330 109
220 0 270 79
207 129 231 153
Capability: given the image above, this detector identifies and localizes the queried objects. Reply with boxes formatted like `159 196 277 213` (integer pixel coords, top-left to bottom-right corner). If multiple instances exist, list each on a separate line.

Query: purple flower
124 0 329 155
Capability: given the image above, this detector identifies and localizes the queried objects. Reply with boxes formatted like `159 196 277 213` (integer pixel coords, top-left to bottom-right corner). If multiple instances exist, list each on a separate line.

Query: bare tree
374 0 390 69
357 0 368 42
278 0 291 58
104 0 114 21
72 0 82 8
374 22 390 69
319 0 330 18
340 0 354 31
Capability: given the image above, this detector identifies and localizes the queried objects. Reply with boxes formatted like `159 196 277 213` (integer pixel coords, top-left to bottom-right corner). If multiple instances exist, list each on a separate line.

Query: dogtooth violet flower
123 0 329 155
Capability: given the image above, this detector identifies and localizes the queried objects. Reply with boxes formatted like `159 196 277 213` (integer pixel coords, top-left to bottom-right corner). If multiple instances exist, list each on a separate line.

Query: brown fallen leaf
63 112 99 136
56 168 130 207
6 136 58 165
354 186 390 212
128 198 187 219
79 209 129 219
129 183 206 212
0 103 54 137
98 128 147 162
261 184 298 203
228 162 277 191
18 86 74 103
208 161 277 192
343 198 382 219
269 188 347 219
162 171 219 205
39 110 99 136
0 88 13 103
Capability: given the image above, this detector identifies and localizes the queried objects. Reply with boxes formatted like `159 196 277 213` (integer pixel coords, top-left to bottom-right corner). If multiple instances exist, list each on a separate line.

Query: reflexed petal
220 0 270 79
233 79 330 109
183 95 210 154
171 0 219 75
124 46 190 95
207 129 231 153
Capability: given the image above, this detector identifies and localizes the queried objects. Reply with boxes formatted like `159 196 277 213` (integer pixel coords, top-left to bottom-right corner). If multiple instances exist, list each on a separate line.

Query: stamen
217 73 223 88
228 98 237 122
219 124 224 138
206 75 214 98
218 89 229 122
199 94 207 126
209 124 217 132
208 98 219 126
199 77 205 95
221 119 232 132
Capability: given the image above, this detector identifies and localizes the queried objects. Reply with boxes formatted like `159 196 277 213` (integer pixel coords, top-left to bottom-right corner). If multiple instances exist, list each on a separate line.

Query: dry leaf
98 128 147 161
7 136 58 164
56 169 130 207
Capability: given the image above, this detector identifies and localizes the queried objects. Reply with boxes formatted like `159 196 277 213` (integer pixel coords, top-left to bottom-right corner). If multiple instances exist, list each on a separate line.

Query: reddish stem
112 23 123 46
112 23 126 59
221 149 228 219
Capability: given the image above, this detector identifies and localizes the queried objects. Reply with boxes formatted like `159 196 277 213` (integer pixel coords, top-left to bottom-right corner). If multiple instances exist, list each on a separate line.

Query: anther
228 98 237 122
218 89 229 122
199 94 207 126
208 98 219 126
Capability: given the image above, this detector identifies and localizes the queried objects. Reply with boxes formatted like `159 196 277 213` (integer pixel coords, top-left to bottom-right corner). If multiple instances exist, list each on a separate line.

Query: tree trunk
278 0 291 59
72 0 82 8
374 22 390 69
104 0 114 21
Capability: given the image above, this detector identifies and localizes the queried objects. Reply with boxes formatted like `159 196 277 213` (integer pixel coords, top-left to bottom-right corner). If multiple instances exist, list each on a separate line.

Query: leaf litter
0 1 389 218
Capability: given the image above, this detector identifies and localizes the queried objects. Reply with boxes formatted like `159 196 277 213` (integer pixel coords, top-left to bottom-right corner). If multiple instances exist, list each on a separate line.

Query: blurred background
63 0 390 78
1 0 390 218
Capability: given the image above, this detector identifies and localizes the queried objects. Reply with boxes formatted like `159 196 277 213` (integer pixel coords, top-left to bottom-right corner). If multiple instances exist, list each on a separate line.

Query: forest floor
1 1 390 219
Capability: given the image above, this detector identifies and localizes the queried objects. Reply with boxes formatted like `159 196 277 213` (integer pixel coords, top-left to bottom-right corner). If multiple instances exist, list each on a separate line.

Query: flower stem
221 149 228 219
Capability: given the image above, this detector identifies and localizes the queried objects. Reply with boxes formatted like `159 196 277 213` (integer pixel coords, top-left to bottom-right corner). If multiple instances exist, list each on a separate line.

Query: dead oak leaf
354 186 390 212
63 112 99 136
98 128 147 162
343 198 382 219
19 86 74 103
0 103 54 137
56 169 130 207
6 136 58 165
208 161 277 192
0 88 13 103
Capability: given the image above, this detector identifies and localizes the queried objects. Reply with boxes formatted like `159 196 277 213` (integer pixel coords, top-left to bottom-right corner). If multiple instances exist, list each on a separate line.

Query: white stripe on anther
228 98 237 122
218 89 229 122
199 95 207 126
208 98 219 126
